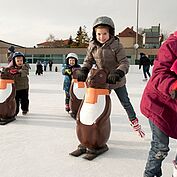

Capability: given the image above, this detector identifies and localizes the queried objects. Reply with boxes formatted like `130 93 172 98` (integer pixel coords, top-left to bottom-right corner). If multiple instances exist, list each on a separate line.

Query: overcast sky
0 0 176 47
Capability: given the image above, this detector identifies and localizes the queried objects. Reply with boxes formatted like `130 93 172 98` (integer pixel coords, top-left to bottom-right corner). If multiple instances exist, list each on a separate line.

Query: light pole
134 0 139 64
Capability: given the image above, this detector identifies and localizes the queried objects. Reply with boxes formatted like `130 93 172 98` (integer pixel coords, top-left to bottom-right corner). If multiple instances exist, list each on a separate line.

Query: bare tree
46 34 55 42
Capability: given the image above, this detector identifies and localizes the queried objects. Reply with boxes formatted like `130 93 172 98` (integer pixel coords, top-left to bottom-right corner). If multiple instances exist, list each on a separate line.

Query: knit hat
8 46 15 53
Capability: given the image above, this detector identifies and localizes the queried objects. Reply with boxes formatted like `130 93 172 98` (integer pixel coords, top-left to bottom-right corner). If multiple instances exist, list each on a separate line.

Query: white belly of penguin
73 83 86 99
80 95 106 125
0 84 12 103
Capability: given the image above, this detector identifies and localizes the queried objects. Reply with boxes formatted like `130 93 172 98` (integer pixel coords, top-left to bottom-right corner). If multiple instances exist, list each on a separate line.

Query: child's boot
130 118 145 138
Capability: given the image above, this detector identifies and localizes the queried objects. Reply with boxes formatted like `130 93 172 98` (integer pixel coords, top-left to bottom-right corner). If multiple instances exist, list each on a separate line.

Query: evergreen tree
75 26 89 47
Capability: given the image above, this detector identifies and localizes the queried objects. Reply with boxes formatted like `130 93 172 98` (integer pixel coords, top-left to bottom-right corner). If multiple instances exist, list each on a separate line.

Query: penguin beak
85 88 109 104
0 79 14 89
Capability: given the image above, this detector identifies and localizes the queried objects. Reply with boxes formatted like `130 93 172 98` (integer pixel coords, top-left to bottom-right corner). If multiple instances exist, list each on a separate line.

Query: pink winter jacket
140 33 177 139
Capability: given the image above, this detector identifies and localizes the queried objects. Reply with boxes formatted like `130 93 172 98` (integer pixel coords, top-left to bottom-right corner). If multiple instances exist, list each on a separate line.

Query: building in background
143 24 161 48
118 27 143 48
1 25 162 65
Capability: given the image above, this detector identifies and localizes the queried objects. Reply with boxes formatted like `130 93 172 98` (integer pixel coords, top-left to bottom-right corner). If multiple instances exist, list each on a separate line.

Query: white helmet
66 53 78 60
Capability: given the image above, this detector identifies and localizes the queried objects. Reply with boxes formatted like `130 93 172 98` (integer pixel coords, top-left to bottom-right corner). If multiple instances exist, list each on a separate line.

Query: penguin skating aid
69 68 86 119
70 69 111 160
0 68 16 125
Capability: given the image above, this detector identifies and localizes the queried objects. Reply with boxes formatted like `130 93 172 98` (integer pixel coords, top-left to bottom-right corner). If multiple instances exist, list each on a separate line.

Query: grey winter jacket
83 37 129 89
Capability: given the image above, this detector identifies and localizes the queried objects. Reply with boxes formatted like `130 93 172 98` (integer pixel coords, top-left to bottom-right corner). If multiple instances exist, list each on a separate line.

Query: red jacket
140 33 177 139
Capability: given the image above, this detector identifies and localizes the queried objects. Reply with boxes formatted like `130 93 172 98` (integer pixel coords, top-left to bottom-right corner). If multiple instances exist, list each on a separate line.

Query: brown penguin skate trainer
0 68 16 125
70 69 111 160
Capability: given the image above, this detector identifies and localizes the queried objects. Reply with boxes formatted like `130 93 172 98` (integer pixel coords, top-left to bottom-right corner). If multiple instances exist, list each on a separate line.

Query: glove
130 118 145 138
9 69 19 75
170 81 177 99
76 67 89 82
107 69 125 84
64 69 72 75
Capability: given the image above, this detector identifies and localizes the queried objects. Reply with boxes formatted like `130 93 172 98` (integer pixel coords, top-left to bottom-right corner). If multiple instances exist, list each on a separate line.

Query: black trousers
15 89 29 115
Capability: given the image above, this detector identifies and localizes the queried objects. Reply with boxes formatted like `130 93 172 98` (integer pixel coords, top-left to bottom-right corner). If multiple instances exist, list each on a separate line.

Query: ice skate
130 118 145 138
69 144 86 157
83 144 109 161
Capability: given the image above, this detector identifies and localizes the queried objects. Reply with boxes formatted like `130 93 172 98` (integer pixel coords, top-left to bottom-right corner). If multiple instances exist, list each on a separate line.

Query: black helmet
92 16 115 41
8 46 15 53
12 52 25 66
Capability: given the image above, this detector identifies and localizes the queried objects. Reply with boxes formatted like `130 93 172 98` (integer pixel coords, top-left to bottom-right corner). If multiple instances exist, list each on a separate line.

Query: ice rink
0 65 176 177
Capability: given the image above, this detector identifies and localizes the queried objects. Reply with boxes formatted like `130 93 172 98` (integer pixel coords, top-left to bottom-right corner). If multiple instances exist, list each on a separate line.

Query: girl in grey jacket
76 16 145 138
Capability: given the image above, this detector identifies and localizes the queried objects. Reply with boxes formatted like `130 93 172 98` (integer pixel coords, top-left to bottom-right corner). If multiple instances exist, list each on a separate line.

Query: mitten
64 69 72 75
76 67 89 82
9 68 19 75
130 118 145 138
170 81 177 99
107 69 125 84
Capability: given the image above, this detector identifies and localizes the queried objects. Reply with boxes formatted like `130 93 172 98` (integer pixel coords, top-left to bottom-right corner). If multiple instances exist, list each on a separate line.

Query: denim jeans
144 120 170 177
114 85 136 121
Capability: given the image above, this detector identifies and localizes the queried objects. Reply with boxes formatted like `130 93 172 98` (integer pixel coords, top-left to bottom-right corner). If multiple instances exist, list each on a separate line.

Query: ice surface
0 66 176 177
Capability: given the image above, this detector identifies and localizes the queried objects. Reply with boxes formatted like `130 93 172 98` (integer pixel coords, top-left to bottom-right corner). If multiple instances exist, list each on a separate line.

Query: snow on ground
0 65 176 177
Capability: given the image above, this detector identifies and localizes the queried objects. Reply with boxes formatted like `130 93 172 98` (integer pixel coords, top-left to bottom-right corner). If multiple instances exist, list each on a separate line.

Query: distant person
43 60 48 71
48 60 53 71
62 53 80 112
35 60 43 75
139 53 151 81
6 46 15 67
75 16 145 138
141 31 177 177
9 52 30 116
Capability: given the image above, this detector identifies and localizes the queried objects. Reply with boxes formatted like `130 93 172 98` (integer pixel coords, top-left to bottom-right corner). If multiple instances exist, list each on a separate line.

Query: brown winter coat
12 64 29 91
83 37 129 89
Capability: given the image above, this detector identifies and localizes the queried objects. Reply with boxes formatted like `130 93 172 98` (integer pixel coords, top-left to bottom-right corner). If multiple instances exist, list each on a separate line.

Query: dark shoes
22 111 28 115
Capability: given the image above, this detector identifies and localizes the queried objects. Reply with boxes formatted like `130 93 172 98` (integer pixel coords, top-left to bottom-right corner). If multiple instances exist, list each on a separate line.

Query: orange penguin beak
0 79 14 89
72 79 85 88
85 88 109 104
